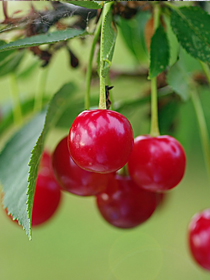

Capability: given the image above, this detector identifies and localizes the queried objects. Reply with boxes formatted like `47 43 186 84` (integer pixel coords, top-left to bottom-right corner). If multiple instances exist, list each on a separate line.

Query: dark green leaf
101 6 117 77
68 1 102 9
171 6 210 63
0 29 88 52
0 82 77 239
149 25 170 78
119 11 150 64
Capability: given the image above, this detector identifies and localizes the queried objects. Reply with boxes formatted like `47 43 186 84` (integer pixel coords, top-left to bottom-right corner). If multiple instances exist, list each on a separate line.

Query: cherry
52 136 114 196
188 209 210 271
96 174 157 229
32 171 62 226
68 109 134 174
127 135 186 192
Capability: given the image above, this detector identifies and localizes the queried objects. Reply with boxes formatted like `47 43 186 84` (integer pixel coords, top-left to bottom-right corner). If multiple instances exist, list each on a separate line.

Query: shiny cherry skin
32 171 62 227
52 136 114 196
96 174 157 229
127 135 186 192
188 209 210 271
68 109 134 174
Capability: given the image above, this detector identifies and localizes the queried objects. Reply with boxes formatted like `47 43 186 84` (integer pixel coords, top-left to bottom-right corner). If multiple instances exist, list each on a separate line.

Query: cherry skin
127 135 186 192
96 174 157 229
32 170 62 227
188 209 210 271
68 109 134 174
52 136 114 196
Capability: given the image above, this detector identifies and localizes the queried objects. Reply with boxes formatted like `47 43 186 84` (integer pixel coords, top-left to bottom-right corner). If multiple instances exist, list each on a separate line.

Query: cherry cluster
52 109 186 229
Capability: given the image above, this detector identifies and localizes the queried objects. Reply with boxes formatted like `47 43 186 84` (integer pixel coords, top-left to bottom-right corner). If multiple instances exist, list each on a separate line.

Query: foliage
0 1 210 249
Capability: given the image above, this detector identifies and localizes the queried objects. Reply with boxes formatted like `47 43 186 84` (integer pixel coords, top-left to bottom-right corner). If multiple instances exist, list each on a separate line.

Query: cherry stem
191 88 210 183
9 73 23 126
150 4 160 137
99 2 113 110
34 66 48 113
85 14 103 110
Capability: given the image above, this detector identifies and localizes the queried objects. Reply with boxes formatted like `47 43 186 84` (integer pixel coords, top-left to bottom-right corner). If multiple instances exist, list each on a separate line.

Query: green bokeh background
0 2 210 280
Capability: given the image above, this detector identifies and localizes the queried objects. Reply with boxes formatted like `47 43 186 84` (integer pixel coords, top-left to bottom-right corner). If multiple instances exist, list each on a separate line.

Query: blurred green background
0 2 210 280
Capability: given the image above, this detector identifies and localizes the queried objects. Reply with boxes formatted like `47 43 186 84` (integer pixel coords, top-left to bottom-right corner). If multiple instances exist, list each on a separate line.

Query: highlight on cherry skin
127 135 186 192
4 150 62 227
96 174 158 229
188 209 210 271
68 109 134 174
52 136 115 196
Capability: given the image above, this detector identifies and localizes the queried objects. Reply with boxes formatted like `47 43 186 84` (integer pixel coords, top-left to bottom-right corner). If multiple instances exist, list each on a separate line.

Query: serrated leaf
68 1 102 9
101 5 117 78
149 24 170 78
119 11 150 64
0 29 88 52
0 112 46 239
171 6 210 63
0 82 77 239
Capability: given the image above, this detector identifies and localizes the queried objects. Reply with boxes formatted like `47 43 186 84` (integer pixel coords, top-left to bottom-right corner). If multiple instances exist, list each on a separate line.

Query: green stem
9 73 23 126
99 2 113 110
200 61 210 85
150 77 160 137
149 4 160 137
34 67 48 113
85 14 103 110
191 88 210 183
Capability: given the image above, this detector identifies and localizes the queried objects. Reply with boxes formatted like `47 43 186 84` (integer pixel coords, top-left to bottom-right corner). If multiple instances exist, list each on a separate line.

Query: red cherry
96 174 157 229
52 136 114 196
188 209 210 271
31 171 62 226
68 109 134 174
127 135 186 192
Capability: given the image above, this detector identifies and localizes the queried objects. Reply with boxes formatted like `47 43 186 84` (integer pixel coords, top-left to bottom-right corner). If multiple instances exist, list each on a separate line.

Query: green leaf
171 6 210 63
149 25 170 78
101 6 117 77
0 112 46 239
118 11 150 64
68 1 102 9
0 82 77 239
0 29 88 52
0 49 25 77
167 47 202 101
167 62 190 101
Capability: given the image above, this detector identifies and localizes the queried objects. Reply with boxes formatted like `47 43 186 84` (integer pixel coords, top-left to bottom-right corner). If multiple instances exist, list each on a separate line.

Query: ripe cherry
32 170 62 226
127 135 186 192
52 136 114 196
188 209 210 271
68 109 134 174
96 174 157 229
